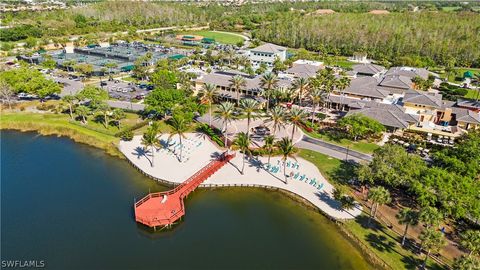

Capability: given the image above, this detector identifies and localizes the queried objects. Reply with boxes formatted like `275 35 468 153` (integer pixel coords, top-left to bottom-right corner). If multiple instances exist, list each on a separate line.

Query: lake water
1 130 372 270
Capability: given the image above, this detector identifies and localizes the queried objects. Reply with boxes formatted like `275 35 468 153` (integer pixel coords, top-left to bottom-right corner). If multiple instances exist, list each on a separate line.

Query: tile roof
352 63 386 76
452 107 480 124
403 90 443 108
346 102 418 129
386 67 429 79
251 43 286 54
285 64 321 78
379 75 413 89
195 72 292 92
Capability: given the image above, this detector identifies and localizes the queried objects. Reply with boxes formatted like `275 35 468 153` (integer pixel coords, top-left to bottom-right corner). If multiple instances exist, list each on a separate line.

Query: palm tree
169 116 189 162
419 228 446 270
336 76 351 111
277 137 296 184
263 135 275 165
260 73 278 111
112 108 126 129
287 107 308 140
199 83 218 127
75 105 90 124
215 102 236 150
453 256 480 270
309 87 326 126
419 206 443 229
460 230 480 257
240 98 259 136
62 95 76 119
266 106 286 136
396 208 419 246
141 126 159 167
233 132 251 175
229 75 246 106
96 102 111 128
367 186 391 224
292 77 309 106
309 67 336 109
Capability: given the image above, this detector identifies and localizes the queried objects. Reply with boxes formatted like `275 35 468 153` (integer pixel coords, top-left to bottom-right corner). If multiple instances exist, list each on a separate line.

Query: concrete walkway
119 133 362 220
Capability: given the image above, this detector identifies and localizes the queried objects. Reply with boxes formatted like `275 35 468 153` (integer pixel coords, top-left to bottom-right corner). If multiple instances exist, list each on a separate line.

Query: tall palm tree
112 108 126 129
215 102 236 150
309 87 326 126
141 126 159 167
229 75 246 106
460 230 480 257
233 132 251 175
96 102 111 128
396 208 419 246
240 98 259 136
419 228 446 270
336 76 351 111
292 77 309 107
199 83 218 127
266 106 286 136
367 186 391 224
260 73 278 111
277 137 296 184
287 107 308 140
75 105 90 124
62 95 76 119
453 256 480 270
309 67 337 109
419 206 443 229
169 116 189 162
263 135 275 165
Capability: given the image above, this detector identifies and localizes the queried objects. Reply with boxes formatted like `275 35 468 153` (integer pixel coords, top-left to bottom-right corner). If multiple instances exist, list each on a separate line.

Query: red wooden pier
134 152 235 230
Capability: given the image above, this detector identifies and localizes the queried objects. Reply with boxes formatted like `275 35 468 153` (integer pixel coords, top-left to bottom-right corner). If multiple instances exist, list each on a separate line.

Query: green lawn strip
298 148 448 270
344 216 447 270
179 30 244 45
464 89 480 99
1 113 117 143
297 149 342 183
303 129 379 154
443 67 480 83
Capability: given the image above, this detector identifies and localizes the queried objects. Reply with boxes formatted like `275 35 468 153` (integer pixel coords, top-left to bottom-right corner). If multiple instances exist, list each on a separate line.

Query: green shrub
198 123 224 147
119 130 134 141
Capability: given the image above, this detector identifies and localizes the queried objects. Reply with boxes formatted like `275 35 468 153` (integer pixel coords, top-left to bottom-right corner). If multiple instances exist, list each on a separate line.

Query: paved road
297 136 372 163
197 114 372 163
107 100 145 111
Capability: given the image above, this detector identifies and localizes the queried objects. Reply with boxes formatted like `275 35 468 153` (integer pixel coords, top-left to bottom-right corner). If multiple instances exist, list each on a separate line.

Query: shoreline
0 123 389 270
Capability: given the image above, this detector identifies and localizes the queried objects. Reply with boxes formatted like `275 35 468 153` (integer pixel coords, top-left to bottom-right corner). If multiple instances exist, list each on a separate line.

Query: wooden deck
134 152 235 229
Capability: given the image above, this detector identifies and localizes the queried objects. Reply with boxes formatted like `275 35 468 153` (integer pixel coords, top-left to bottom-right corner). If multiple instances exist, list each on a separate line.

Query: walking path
119 133 362 220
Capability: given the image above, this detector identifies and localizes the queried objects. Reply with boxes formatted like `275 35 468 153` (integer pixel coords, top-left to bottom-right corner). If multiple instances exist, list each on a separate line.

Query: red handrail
134 153 235 227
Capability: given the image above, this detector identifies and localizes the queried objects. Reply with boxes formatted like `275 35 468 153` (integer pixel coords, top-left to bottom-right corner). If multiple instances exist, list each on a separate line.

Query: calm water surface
1 130 372 270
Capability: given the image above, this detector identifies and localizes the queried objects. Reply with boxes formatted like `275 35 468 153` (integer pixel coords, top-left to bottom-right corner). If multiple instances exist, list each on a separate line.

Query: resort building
351 63 386 77
193 70 292 103
248 43 287 67
285 60 323 78
328 66 480 136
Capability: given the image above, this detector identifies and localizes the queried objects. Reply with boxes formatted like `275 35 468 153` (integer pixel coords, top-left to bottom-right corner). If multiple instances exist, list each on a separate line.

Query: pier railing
134 152 235 227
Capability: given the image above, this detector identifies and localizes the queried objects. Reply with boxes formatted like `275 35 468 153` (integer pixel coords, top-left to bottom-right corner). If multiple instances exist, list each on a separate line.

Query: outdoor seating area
158 137 204 163
264 159 324 191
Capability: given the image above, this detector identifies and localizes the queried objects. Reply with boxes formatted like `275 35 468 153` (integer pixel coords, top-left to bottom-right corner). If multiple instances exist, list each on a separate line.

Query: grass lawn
298 149 342 182
464 89 480 99
304 130 380 154
298 149 449 270
443 67 480 83
344 216 447 270
179 30 244 45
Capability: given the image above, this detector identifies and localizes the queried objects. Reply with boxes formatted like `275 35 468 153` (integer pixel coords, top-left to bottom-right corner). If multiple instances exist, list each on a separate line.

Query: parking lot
100 80 152 101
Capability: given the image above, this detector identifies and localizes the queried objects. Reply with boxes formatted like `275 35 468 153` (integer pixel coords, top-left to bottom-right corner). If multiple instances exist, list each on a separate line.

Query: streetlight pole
345 146 350 161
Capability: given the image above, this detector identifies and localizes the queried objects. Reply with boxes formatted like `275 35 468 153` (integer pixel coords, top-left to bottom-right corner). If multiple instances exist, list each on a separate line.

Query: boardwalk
134 153 235 229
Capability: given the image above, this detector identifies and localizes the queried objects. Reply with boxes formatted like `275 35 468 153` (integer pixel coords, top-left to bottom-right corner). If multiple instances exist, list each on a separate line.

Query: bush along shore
1 113 123 158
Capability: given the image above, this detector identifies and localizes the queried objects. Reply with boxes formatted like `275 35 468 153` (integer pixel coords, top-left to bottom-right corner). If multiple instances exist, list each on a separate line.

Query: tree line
253 11 480 68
